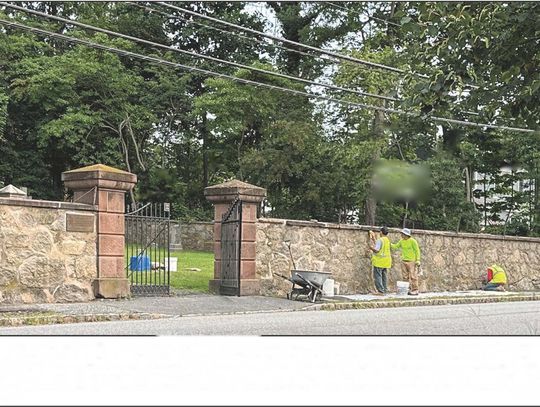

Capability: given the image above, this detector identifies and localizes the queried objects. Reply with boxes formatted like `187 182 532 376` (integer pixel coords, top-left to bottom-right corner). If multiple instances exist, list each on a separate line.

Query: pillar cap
204 179 266 203
0 184 28 199
62 164 137 191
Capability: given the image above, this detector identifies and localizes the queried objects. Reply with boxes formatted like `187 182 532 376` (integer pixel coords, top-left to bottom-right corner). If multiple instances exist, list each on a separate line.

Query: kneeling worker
483 264 507 291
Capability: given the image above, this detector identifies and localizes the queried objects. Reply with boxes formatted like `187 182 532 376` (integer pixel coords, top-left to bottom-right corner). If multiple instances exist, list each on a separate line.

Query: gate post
204 180 266 296
62 164 137 298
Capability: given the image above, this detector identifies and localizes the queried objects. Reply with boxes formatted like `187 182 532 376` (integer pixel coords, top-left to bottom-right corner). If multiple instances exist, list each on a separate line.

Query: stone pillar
61 164 137 299
204 180 266 296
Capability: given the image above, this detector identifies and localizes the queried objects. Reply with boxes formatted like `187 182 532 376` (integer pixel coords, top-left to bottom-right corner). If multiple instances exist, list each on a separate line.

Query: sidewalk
1 289 539 327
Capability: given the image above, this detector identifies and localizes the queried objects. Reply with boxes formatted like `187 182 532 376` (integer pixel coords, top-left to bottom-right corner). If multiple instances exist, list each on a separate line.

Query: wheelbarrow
276 269 332 303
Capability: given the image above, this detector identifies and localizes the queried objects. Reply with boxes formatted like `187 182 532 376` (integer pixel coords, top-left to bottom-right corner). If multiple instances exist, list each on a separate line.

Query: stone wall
170 221 214 252
0 199 97 304
256 218 540 297
126 221 213 251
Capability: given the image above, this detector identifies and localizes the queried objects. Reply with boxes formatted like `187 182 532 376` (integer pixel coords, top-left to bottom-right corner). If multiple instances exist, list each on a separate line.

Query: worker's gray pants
373 267 388 293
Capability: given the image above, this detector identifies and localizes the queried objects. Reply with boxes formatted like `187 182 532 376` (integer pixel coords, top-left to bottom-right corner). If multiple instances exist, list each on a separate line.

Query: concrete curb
0 312 168 327
316 293 540 311
2 293 539 326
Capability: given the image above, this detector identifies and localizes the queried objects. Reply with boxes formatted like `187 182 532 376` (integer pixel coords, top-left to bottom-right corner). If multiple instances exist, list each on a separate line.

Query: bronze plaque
66 213 95 233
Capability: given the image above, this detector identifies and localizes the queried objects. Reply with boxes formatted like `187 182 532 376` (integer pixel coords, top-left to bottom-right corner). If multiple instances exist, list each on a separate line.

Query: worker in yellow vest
391 228 421 295
369 226 392 295
483 264 507 291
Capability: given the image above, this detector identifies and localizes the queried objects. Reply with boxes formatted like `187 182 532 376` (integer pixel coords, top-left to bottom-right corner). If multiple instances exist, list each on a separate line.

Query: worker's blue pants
483 282 503 291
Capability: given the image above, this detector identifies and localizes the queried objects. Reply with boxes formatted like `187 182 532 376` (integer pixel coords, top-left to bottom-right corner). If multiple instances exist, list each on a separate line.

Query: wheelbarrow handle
295 273 315 288
274 272 293 283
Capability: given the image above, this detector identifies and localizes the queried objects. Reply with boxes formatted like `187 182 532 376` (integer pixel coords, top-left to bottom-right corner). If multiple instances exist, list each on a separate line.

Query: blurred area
372 159 431 202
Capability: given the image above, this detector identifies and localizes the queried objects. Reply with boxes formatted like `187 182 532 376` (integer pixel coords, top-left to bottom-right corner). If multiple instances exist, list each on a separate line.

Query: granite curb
1 292 539 327
315 293 540 311
0 311 169 327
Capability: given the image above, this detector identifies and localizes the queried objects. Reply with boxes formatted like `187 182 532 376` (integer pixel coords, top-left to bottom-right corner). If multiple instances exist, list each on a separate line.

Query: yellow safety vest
490 264 507 284
372 236 392 269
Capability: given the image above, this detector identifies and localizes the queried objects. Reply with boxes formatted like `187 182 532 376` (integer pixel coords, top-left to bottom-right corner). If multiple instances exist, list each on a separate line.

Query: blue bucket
129 255 151 271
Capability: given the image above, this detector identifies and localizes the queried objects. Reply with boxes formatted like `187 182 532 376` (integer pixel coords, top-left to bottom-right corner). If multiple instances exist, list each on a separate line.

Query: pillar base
239 279 261 296
208 279 260 296
93 278 130 299
209 279 221 294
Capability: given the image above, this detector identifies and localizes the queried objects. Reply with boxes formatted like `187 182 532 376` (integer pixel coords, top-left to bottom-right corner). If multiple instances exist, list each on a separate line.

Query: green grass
126 245 214 292
169 249 214 292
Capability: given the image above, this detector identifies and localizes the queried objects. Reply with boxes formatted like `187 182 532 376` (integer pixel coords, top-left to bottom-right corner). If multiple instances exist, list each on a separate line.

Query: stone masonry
0 199 97 304
256 218 540 297
169 221 214 252
205 179 266 295
62 164 136 299
126 221 214 252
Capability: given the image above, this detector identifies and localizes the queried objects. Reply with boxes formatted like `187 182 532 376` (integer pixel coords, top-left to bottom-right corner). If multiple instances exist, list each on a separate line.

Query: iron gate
220 198 243 296
125 202 171 296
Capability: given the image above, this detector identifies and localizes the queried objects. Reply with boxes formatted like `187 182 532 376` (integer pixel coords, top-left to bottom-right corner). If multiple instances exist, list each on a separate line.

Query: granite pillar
204 180 266 296
62 164 137 298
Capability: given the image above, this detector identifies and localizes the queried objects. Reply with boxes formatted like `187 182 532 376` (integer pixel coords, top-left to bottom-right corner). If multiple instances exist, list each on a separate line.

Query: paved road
1 301 540 335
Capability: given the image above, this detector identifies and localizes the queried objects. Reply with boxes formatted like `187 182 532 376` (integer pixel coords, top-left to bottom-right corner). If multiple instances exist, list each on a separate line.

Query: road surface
1 301 539 335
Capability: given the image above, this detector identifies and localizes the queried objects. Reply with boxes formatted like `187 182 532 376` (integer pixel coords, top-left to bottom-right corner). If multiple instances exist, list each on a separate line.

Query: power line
1 2 397 102
128 1 326 64
0 18 534 134
327 2 401 27
157 1 425 78
158 2 487 92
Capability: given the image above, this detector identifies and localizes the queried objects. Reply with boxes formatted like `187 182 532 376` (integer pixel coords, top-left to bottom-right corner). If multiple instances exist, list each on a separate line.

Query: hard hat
401 228 412 236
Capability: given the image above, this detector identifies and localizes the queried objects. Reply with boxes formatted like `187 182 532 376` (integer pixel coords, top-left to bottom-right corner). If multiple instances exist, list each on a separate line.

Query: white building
473 164 535 227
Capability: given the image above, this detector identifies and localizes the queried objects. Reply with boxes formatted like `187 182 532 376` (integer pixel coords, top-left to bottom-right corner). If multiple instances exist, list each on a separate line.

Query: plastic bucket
396 281 410 296
322 279 334 297
164 257 178 272
129 255 151 272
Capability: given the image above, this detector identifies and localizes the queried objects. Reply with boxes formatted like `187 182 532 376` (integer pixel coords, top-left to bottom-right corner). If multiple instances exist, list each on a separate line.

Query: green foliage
0 89 7 138
0 2 538 236
413 153 481 232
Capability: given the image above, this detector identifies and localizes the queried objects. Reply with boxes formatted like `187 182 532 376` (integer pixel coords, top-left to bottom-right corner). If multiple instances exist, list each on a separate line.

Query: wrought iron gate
125 202 171 296
220 198 243 296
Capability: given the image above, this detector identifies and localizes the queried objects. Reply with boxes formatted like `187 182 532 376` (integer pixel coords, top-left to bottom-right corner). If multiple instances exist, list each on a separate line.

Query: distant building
473 164 535 228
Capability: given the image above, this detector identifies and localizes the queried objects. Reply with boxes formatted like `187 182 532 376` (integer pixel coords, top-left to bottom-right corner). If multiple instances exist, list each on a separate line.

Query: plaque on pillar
61 164 137 300
66 213 95 233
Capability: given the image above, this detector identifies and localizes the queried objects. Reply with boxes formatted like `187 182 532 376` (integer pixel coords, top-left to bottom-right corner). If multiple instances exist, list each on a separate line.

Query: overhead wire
0 2 398 102
327 1 401 27
157 2 487 91
127 1 328 64
157 1 422 77
0 18 534 134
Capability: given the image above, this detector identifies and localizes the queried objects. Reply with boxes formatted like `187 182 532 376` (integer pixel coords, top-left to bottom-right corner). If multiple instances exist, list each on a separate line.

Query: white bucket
164 257 178 272
322 279 334 297
396 281 410 296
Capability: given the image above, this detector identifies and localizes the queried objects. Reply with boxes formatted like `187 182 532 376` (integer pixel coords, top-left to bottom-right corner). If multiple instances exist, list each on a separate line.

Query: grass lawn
169 249 214 292
126 246 214 292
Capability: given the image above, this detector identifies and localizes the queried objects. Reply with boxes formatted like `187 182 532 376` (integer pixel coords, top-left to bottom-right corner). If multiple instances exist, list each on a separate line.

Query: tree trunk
201 113 209 187
464 166 471 202
535 160 540 234
365 109 385 226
